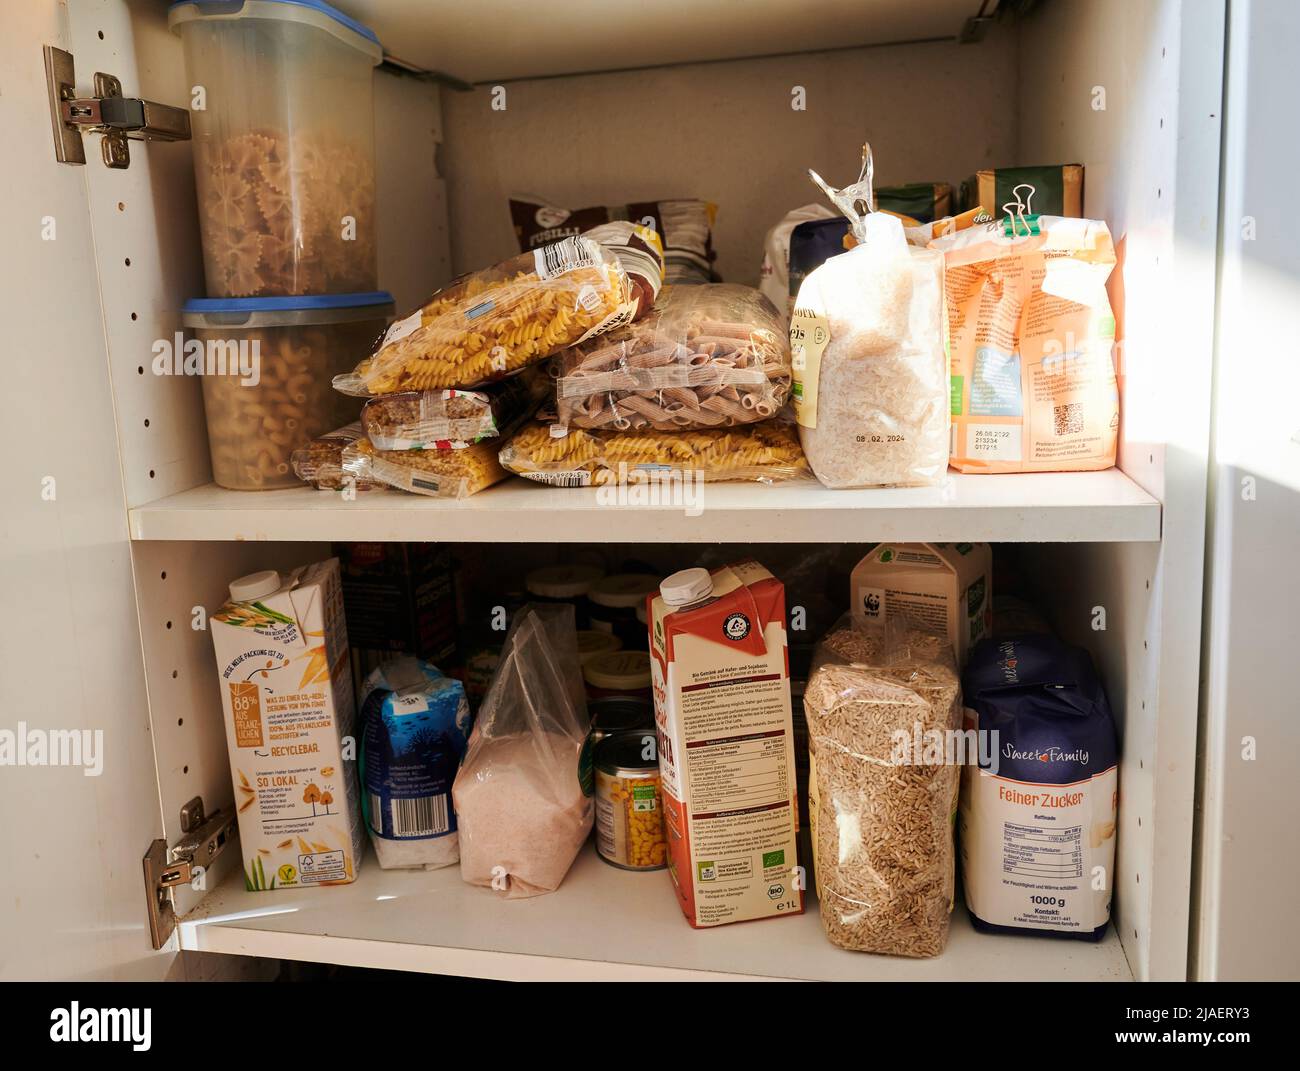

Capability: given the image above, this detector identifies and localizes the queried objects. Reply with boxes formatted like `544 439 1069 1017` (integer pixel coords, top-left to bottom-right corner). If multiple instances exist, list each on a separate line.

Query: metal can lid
589 695 653 734
583 650 651 690
594 730 659 774
576 629 622 663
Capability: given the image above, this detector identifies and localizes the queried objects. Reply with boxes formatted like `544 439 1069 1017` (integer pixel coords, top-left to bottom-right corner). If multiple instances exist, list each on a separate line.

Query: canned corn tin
578 695 654 797
593 732 667 871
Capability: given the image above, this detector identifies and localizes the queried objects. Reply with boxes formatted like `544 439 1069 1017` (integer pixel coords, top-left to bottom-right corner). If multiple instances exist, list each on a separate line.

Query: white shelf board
178 844 1133 982
351 0 979 83
130 471 1160 543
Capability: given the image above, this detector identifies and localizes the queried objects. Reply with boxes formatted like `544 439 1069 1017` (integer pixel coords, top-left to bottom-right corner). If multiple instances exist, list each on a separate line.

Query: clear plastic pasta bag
334 235 642 396
498 420 810 486
290 422 378 491
341 437 508 499
452 604 592 898
791 145 949 488
555 284 791 431
804 615 961 957
359 367 548 450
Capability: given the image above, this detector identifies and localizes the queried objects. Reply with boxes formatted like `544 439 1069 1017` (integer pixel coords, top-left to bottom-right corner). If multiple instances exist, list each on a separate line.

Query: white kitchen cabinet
0 0 1232 981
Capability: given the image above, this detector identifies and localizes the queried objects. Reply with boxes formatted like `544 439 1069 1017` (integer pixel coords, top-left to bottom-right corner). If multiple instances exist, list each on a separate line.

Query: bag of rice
790 152 948 488
453 604 592 898
358 658 472 870
804 617 961 957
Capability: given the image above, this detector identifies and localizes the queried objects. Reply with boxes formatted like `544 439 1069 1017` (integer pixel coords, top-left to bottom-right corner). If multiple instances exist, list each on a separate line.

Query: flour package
930 212 1118 472
790 146 949 488
358 658 472 870
959 634 1118 940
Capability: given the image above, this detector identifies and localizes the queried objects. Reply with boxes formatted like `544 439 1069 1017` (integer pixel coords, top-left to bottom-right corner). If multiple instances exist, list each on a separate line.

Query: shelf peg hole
124 257 131 267
143 418 150 428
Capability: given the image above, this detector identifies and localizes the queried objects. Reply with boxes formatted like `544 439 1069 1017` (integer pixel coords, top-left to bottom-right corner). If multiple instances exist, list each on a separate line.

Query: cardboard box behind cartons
649 560 802 928
334 542 458 690
211 560 364 890
850 543 992 666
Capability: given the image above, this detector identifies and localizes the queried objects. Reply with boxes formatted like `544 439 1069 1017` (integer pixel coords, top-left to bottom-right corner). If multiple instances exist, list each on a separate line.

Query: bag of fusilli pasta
555 284 791 432
335 232 656 396
499 420 810 486
342 437 508 499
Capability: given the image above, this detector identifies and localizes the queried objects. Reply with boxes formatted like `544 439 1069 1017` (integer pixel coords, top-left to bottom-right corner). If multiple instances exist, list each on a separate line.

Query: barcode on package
1053 402 1084 436
522 470 592 487
534 237 598 280
390 795 449 838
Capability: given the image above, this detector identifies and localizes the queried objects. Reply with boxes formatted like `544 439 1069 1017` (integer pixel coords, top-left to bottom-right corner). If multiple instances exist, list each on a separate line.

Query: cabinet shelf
178 844 1134 981
129 470 1160 543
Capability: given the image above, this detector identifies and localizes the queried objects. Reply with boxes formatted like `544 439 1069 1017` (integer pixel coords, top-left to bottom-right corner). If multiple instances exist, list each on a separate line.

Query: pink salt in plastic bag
453 604 592 898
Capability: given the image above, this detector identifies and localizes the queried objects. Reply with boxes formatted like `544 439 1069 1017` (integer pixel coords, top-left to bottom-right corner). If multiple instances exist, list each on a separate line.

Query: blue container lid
169 1 383 56
183 290 394 314
182 290 395 328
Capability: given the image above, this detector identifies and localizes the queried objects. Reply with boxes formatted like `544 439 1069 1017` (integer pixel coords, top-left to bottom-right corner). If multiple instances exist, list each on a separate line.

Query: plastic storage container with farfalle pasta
169 0 383 297
183 292 393 489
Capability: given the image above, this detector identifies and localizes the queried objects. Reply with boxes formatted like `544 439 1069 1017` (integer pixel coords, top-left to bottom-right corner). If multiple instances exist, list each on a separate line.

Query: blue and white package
959 634 1118 940
359 657 472 869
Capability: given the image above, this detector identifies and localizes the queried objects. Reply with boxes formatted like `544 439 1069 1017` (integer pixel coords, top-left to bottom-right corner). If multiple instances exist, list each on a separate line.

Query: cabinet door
0 0 173 980
1196 0 1300 982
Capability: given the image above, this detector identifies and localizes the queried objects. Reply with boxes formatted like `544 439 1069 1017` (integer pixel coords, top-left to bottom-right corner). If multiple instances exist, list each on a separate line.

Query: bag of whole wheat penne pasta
555 284 791 431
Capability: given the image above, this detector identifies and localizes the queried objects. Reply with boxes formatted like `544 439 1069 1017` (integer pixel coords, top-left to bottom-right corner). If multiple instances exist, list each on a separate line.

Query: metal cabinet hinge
142 796 237 950
43 45 190 169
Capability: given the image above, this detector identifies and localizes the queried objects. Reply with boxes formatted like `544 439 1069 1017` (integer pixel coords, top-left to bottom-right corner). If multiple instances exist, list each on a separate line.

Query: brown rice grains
804 623 962 957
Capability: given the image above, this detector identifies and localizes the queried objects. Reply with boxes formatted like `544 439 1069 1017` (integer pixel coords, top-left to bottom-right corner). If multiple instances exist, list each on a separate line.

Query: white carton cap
229 570 281 602
660 567 712 607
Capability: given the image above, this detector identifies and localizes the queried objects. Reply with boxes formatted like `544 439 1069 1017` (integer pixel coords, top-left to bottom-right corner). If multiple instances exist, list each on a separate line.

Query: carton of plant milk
850 542 992 666
648 561 802 928
211 560 364 890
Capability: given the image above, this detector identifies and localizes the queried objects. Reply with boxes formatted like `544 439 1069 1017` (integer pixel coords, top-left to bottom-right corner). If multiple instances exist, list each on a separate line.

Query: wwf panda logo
864 593 881 615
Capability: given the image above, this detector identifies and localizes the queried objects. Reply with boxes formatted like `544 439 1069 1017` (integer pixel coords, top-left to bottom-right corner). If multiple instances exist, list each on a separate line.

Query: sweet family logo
49 1002 151 1051
152 332 261 386
0 723 103 776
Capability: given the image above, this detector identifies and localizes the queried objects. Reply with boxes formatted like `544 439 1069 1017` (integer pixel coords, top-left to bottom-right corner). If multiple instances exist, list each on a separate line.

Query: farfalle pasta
499 421 809 486
556 284 791 431
194 129 377 297
336 237 642 395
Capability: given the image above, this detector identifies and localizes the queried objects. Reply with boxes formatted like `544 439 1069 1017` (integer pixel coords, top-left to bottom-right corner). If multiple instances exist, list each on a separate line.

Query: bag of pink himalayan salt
452 604 592 898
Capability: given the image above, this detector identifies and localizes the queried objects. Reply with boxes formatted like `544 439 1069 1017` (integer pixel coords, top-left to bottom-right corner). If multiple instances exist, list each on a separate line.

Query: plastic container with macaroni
182 292 394 490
